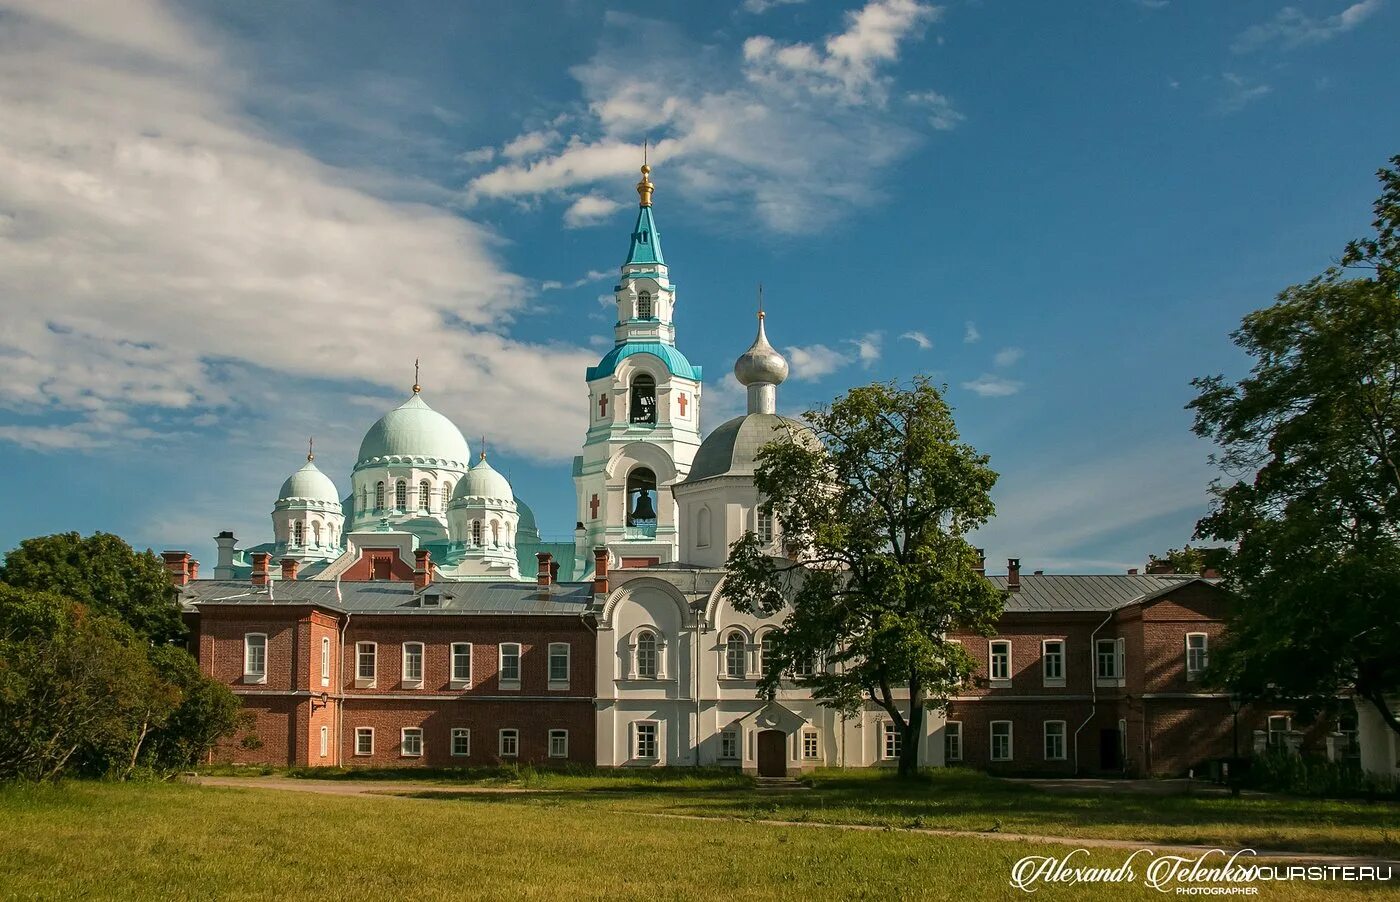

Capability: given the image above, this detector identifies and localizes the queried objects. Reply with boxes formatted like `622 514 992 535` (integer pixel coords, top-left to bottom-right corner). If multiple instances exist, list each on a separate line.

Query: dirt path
192 776 1400 869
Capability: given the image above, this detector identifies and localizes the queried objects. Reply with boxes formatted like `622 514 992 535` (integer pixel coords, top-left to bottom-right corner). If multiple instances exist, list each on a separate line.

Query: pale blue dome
356 393 471 470
455 454 514 502
277 459 341 506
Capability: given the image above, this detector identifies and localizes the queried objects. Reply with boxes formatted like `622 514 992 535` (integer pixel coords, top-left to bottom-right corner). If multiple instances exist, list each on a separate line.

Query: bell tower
573 158 703 573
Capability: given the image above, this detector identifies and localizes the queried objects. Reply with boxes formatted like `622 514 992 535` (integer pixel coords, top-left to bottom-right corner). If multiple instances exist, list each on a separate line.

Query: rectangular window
401 727 423 757
945 722 962 763
243 633 267 682
451 728 470 757
1096 638 1124 684
319 725 329 759
1044 721 1066 761
402 642 424 687
635 722 658 759
991 721 1013 761
989 640 1011 683
883 722 901 760
451 642 473 688
355 727 374 756
499 643 521 689
499 728 519 758
548 643 570 688
320 636 331 686
1042 640 1065 687
802 730 819 760
356 641 377 686
1185 633 1208 680
548 729 569 759
1267 715 1290 749
720 729 739 760
756 510 774 544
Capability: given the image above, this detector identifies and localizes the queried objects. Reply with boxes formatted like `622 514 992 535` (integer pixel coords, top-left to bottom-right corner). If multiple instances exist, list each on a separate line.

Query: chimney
414 549 433 591
1202 567 1221 580
161 550 191 587
188 560 200 580
251 552 271 587
974 548 986 577
280 557 299 581
593 547 609 596
536 552 554 588
1007 557 1021 592
214 531 238 579
1146 560 1175 575
1033 569 1044 576
1127 567 1140 575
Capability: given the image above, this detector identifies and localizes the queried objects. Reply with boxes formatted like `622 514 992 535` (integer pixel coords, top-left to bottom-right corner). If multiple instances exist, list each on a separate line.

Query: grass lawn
0 781 1387 900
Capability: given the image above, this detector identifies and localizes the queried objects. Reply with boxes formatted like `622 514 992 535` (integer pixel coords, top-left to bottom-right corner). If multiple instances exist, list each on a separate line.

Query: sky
0 0 1396 574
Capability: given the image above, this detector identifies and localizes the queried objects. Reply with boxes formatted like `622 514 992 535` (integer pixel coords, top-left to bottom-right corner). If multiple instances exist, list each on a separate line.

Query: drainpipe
337 612 351 767
1074 609 1115 775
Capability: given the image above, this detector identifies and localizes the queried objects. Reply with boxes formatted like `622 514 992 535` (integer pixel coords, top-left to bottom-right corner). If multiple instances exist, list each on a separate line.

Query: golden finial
636 140 654 207
412 358 421 394
307 436 314 462
758 283 765 321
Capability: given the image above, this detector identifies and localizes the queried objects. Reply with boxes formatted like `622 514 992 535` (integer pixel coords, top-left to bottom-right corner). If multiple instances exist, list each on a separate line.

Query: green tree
723 377 1005 777
1146 545 1228 574
1190 156 1400 737
144 645 241 772
0 532 184 644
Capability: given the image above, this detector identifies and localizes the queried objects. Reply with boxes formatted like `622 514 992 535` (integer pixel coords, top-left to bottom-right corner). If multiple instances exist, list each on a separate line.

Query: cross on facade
598 394 608 418
589 494 600 519
677 393 688 417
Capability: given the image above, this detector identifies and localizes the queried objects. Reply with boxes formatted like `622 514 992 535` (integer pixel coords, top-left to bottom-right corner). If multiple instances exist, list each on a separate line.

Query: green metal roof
624 205 665 266
586 341 702 382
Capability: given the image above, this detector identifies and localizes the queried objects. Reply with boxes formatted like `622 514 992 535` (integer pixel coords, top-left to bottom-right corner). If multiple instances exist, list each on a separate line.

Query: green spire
623 156 665 266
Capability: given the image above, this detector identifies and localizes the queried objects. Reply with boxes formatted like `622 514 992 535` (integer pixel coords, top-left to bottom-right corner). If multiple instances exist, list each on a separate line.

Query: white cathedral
208 163 938 771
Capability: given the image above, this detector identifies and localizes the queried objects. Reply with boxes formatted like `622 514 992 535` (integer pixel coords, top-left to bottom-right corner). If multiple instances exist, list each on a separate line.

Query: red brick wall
338 548 415 582
339 697 595 766
950 613 1109 695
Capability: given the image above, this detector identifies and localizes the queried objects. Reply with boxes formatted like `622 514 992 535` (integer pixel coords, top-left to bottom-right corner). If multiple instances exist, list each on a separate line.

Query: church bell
630 490 658 521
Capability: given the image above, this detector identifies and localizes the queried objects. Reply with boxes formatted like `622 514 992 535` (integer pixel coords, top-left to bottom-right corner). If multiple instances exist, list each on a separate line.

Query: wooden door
757 730 787 777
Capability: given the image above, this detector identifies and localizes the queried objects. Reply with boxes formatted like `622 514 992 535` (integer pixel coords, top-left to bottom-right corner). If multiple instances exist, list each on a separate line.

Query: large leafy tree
0 532 184 644
1190 155 1400 736
723 377 1005 777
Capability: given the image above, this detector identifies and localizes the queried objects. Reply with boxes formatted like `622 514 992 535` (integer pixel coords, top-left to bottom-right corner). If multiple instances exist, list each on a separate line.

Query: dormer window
637 291 652 320
421 591 441 608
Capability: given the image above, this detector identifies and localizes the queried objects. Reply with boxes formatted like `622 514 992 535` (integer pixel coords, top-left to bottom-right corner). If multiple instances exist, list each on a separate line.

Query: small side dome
455 454 514 503
277 459 341 505
514 496 540 539
684 413 817 483
734 314 789 387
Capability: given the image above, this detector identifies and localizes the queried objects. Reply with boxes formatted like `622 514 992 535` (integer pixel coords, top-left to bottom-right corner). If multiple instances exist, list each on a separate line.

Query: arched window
636 631 658 678
491 520 500 546
696 506 712 548
442 483 452 508
630 374 657 424
312 522 321 546
472 520 482 546
293 521 304 546
637 291 652 319
375 481 385 511
419 480 431 511
395 480 407 511
626 467 658 531
360 486 368 512
725 632 746 678
760 634 776 676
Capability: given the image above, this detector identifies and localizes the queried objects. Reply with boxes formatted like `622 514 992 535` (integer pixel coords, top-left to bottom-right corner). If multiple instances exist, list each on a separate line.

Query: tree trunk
898 688 925 779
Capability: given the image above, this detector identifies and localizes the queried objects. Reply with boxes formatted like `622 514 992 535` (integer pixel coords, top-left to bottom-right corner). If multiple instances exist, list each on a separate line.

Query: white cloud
459 146 496 165
906 90 965 130
993 346 1023 368
742 0 808 13
848 331 883 367
541 269 611 291
899 330 931 349
785 344 853 380
963 321 981 344
1217 72 1272 113
467 3 950 233
961 374 1023 397
502 129 561 160
563 193 624 228
0 0 593 461
1232 0 1382 54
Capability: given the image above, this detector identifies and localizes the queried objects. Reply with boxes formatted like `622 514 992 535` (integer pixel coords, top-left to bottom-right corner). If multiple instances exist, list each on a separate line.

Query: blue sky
0 0 1396 573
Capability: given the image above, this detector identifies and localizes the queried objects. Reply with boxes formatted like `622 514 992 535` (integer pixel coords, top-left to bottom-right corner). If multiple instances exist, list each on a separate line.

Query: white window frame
1096 637 1125 688
401 727 423 758
243 633 267 684
802 729 819 760
451 642 473 689
882 722 901 761
758 633 776 678
499 642 521 690
633 721 659 760
548 642 570 690
320 635 331 687
498 728 519 758
1185 632 1208 681
402 641 424 688
988 639 1012 686
1044 720 1067 761
720 728 739 760
319 725 329 759
1042 639 1065 688
635 631 659 679
945 722 963 763
723 631 747 679
1267 715 1291 749
548 729 569 759
451 728 470 757
991 720 1013 762
355 727 374 757
356 641 377 688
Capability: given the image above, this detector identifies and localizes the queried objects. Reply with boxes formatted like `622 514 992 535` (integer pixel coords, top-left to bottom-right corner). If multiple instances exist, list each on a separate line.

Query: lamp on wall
311 691 330 712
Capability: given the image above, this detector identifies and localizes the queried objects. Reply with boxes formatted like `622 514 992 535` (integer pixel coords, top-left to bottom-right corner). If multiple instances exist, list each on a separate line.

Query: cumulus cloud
961 374 1023 397
993 346 1024 368
849 331 883 367
785 344 853 380
742 0 807 13
502 129 561 160
963 321 981 344
0 0 593 460
466 2 952 233
1232 0 1382 54
563 193 624 228
899 330 931 349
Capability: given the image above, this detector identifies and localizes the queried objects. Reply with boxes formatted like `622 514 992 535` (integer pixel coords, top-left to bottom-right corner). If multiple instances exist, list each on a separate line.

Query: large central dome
356 393 472 470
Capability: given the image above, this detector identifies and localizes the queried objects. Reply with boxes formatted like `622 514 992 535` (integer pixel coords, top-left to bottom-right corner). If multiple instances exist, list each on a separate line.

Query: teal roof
356 393 472 470
624 205 665 266
586 341 703 382
277 459 341 505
